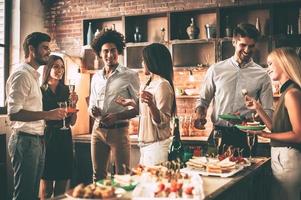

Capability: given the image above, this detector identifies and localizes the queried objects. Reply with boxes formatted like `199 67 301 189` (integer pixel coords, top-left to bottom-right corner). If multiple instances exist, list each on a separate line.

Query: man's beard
35 50 49 66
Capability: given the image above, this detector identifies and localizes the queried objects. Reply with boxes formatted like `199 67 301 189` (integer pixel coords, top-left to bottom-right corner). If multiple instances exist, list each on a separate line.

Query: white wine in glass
247 133 255 162
57 101 69 130
213 130 222 155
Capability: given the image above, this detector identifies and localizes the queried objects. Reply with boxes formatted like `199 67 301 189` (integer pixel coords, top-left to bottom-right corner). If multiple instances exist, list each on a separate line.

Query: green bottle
168 117 184 163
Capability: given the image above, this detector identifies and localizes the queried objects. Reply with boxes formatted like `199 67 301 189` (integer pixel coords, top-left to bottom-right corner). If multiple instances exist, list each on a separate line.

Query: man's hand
115 96 136 107
91 106 101 118
46 108 67 120
194 106 207 129
101 113 119 126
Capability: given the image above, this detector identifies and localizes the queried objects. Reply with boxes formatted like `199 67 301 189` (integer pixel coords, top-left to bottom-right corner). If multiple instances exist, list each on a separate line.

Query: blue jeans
8 133 45 200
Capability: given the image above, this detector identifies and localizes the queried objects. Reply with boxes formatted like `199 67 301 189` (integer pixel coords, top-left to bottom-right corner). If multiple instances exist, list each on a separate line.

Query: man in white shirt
89 29 140 181
194 23 273 156
6 32 66 200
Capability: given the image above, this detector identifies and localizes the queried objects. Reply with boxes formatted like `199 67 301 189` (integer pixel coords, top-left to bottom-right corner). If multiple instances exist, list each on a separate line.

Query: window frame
0 0 11 114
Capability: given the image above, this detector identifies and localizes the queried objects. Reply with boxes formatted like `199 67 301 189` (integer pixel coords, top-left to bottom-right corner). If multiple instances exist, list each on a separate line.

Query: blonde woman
245 47 301 200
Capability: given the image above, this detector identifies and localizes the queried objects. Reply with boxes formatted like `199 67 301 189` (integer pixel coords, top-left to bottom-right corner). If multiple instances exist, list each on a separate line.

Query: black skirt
42 126 73 180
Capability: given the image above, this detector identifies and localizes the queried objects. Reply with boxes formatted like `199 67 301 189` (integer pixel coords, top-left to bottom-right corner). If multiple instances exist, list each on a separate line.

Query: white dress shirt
196 56 273 126
88 64 140 123
6 63 45 135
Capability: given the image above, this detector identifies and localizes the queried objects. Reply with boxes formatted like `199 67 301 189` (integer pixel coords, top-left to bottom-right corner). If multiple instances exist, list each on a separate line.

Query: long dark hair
142 43 176 116
41 55 65 90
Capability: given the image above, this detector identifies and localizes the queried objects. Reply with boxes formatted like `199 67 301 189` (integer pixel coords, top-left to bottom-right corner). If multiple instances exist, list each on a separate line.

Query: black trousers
208 125 257 157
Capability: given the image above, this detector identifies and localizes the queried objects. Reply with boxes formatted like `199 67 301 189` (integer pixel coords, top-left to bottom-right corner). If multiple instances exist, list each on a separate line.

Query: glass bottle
186 18 200 39
225 16 232 37
134 26 142 43
86 22 94 45
255 17 261 35
168 117 184 163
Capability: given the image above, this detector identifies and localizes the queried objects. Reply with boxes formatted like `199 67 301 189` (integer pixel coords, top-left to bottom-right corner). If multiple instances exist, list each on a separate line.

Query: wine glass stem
63 118 66 128
249 147 252 161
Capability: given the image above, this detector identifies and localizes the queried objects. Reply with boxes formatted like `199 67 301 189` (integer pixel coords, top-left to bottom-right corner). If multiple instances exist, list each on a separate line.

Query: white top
88 64 140 123
138 75 174 143
6 63 45 135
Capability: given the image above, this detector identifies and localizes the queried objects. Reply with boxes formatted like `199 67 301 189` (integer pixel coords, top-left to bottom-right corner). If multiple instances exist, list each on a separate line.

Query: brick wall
42 0 290 56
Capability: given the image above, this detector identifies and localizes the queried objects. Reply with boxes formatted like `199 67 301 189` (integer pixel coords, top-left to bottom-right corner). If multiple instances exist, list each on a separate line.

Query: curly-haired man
88 29 140 181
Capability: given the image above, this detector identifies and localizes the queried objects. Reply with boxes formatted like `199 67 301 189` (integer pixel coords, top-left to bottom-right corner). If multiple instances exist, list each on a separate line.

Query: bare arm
262 89 301 143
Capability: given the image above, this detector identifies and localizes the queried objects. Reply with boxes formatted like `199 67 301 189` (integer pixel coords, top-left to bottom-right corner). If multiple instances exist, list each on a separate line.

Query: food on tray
70 183 115 199
246 121 260 126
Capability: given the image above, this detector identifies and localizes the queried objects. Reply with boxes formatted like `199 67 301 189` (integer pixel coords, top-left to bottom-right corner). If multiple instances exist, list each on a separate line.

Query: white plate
181 165 244 178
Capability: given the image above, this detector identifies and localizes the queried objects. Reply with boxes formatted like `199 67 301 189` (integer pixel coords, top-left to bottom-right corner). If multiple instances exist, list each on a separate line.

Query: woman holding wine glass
244 48 301 200
116 43 176 166
39 55 78 199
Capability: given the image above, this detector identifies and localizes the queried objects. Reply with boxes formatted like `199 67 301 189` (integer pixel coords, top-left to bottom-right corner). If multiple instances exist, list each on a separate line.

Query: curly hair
91 29 125 57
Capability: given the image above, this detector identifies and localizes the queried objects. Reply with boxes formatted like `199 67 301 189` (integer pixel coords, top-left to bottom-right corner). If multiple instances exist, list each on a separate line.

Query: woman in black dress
39 55 78 198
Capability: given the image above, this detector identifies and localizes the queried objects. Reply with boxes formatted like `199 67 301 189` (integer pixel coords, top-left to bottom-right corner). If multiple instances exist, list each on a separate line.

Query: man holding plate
194 23 273 157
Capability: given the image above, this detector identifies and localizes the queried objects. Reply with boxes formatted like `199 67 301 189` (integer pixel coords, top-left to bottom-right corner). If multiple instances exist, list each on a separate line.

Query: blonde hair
268 47 301 87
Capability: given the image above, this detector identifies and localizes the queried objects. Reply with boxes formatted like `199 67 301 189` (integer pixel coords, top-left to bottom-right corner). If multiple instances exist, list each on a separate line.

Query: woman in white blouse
116 43 176 166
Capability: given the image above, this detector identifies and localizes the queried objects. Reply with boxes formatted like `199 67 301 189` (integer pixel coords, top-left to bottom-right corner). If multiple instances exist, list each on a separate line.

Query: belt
45 125 70 129
17 131 44 138
99 122 129 129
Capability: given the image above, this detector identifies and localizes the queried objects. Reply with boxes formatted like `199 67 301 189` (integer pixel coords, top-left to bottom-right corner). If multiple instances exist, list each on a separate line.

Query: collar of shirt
23 63 41 80
230 56 253 69
101 64 123 79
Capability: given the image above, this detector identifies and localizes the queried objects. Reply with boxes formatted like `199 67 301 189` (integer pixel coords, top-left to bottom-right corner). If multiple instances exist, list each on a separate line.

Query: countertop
52 157 271 200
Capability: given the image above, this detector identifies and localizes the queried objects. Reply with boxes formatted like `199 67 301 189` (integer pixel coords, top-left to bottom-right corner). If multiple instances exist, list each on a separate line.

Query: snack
241 89 248 96
68 183 115 199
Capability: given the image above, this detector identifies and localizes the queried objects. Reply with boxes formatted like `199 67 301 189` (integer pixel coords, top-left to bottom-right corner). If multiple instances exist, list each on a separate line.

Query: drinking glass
68 79 76 108
213 130 222 155
247 133 255 162
57 101 69 130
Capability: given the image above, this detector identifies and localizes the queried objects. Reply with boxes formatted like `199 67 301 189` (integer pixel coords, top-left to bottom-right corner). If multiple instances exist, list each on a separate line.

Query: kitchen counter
53 157 271 200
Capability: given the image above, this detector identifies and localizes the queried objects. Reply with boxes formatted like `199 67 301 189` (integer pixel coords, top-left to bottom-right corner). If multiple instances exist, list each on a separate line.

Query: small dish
235 124 266 131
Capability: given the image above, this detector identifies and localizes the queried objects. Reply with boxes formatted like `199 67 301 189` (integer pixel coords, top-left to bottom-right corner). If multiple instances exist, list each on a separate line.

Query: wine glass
68 79 76 108
247 133 255 162
57 101 69 130
213 130 222 155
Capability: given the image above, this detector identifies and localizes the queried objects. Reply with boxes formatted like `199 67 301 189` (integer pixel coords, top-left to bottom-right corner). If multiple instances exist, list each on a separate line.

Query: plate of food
235 124 266 131
97 176 138 191
219 113 242 121
184 157 244 177
65 183 124 199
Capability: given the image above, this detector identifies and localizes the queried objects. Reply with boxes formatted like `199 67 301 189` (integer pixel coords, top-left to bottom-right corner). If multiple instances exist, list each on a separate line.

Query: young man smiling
194 23 273 156
6 32 66 200
89 29 140 181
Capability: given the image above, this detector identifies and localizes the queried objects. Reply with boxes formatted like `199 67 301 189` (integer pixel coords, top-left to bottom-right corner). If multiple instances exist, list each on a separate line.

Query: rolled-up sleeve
196 66 215 109
152 81 173 128
88 74 98 117
127 71 140 105
6 72 30 114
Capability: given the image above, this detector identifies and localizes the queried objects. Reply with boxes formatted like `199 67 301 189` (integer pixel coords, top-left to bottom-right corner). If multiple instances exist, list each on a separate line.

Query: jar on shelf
133 26 142 43
225 16 232 37
186 18 200 39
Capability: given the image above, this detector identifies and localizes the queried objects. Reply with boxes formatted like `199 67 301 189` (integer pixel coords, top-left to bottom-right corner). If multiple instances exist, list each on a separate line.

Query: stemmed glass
213 130 222 155
57 101 69 130
68 79 76 108
247 133 255 162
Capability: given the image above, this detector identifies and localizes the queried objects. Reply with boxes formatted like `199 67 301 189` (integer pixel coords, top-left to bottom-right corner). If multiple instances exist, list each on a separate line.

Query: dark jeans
209 125 257 157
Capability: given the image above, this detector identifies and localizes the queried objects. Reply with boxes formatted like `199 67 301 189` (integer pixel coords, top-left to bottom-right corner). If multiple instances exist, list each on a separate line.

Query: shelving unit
80 1 301 70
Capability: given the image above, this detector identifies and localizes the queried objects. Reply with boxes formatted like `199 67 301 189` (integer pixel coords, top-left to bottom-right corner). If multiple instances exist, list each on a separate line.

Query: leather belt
99 122 129 129
17 131 44 138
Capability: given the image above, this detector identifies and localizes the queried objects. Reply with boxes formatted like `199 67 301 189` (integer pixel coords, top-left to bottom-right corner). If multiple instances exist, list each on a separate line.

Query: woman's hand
140 90 155 108
115 96 136 107
244 95 261 110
